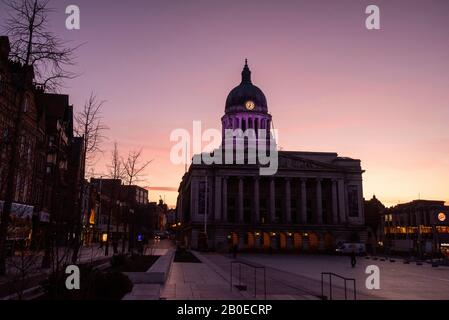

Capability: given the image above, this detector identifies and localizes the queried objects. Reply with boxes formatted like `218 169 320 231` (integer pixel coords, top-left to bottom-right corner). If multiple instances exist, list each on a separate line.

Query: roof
225 60 268 114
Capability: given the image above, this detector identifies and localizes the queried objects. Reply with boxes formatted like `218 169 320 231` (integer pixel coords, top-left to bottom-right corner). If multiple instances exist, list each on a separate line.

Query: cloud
145 186 178 192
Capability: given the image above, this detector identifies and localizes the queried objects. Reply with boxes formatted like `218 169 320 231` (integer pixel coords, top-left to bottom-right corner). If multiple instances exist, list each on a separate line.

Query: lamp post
128 208 135 254
98 177 103 250
120 202 127 254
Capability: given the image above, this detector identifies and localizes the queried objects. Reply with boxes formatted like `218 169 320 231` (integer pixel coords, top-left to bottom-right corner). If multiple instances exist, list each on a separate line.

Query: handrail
321 272 356 300
231 260 267 300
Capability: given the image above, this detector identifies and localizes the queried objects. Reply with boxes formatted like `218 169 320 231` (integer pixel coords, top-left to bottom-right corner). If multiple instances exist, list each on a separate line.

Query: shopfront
0 201 34 254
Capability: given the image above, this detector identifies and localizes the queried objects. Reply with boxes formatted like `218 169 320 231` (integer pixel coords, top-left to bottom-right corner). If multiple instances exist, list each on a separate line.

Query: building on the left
1 35 175 256
0 36 84 252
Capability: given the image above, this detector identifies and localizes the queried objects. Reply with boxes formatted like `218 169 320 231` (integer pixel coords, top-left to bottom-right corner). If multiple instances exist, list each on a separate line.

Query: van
335 243 366 255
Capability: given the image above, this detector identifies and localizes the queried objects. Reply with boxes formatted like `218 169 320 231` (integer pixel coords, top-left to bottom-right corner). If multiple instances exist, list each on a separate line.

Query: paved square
237 254 449 300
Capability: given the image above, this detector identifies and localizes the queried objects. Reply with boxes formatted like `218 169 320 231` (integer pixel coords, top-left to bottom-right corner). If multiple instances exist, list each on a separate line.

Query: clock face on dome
245 100 255 110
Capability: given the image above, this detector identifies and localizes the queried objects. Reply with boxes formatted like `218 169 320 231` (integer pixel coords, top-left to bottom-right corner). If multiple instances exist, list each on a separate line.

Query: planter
124 249 175 284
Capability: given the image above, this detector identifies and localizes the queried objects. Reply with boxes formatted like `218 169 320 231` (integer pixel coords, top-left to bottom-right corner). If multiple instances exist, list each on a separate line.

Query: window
47 153 57 164
22 96 30 113
15 174 21 202
23 178 28 201
198 181 207 215
27 144 32 164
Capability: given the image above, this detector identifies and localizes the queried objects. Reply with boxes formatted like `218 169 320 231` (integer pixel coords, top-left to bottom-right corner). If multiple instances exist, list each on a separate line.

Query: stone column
214 176 222 221
222 177 228 222
238 177 244 223
269 178 276 223
415 210 419 226
253 177 260 224
357 180 364 221
285 178 292 223
190 178 198 219
300 178 307 224
331 179 338 224
337 179 346 223
316 178 323 224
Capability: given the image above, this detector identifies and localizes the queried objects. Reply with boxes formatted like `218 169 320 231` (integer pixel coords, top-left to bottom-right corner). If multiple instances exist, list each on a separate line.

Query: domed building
176 61 366 252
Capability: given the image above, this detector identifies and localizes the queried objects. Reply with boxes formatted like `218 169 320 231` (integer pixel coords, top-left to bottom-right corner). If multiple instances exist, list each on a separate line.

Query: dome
225 60 268 114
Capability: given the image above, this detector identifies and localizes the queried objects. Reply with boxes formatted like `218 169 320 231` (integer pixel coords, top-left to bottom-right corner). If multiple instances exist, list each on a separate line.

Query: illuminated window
89 209 96 225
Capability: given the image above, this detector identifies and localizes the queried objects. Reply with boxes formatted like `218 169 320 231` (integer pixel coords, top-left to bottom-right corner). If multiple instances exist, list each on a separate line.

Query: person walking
350 249 357 268
232 244 238 259
112 238 118 255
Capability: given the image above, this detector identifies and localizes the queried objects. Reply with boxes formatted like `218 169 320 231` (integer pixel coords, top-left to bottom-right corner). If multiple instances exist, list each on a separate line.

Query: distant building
381 200 449 257
166 208 177 225
88 179 123 244
177 61 366 252
84 180 150 246
364 195 386 253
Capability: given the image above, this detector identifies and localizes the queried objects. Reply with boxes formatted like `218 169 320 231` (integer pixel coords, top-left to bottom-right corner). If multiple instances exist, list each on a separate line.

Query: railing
231 260 267 300
321 272 356 300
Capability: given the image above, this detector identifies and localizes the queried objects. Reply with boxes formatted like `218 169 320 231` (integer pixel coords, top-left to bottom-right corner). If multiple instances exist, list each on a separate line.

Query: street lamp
128 208 135 254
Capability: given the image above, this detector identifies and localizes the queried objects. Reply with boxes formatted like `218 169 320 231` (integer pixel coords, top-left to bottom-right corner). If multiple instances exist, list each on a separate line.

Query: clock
438 212 446 222
245 100 255 110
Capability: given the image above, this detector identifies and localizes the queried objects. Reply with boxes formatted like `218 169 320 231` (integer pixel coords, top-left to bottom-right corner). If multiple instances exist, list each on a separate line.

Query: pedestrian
350 249 357 268
232 244 238 259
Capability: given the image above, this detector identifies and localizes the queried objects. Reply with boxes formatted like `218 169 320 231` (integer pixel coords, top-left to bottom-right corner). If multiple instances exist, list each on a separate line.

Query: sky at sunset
1 0 448 207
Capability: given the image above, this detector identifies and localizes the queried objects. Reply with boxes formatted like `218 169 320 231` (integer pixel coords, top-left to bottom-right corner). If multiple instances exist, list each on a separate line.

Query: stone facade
176 62 367 252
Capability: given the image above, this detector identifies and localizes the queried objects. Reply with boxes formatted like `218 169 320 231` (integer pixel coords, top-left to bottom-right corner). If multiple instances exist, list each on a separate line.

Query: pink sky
2 0 448 207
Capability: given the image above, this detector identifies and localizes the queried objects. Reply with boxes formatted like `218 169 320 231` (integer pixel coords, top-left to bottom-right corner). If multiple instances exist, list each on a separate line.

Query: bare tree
0 0 78 275
2 0 78 91
71 93 108 262
107 141 125 181
122 149 152 253
123 149 153 186
104 141 124 256
74 93 108 172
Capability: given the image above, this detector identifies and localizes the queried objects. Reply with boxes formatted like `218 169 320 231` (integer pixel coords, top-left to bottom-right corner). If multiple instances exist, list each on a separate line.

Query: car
154 231 167 239
335 243 366 255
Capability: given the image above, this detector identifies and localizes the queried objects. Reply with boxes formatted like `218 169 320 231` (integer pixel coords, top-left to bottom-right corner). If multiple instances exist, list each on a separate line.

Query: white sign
39 211 51 223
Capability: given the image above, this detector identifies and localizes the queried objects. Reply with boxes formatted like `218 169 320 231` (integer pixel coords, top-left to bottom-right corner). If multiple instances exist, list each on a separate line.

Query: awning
0 201 34 220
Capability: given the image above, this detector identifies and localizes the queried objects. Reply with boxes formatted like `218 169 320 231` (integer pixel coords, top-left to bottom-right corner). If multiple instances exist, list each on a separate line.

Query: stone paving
160 259 247 300
198 252 353 300
237 253 449 300
159 251 324 300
